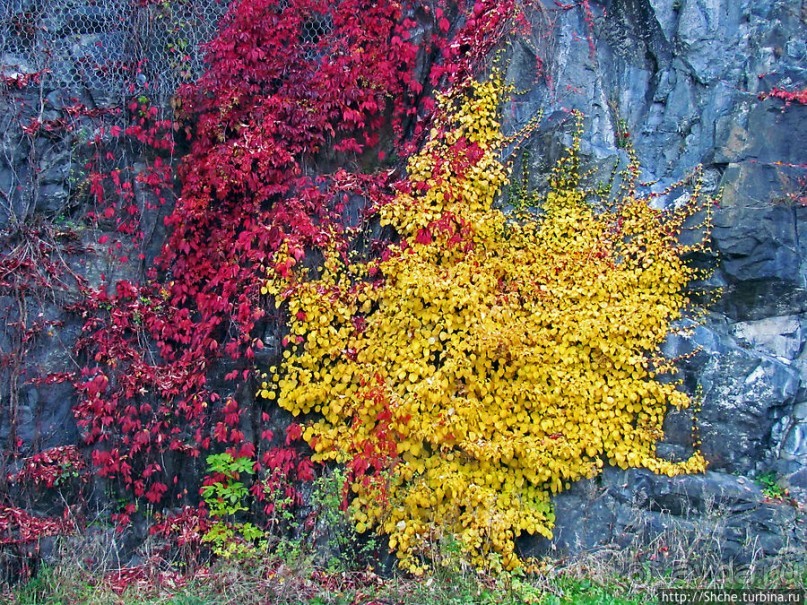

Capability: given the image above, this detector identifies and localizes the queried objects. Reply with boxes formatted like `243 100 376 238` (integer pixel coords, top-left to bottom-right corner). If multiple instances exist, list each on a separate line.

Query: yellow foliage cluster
260 74 709 573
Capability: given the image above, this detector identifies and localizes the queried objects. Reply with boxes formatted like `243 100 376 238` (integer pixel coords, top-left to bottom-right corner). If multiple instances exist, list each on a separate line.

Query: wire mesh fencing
1 0 232 107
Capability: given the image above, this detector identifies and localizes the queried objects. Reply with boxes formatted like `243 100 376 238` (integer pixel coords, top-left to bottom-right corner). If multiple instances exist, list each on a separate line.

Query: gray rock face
731 315 802 360
522 468 805 567
696 340 799 471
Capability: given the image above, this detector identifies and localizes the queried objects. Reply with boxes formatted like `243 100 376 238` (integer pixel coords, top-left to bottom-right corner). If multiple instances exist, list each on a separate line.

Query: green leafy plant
200 453 266 559
542 577 644 605
756 471 785 500
310 468 378 572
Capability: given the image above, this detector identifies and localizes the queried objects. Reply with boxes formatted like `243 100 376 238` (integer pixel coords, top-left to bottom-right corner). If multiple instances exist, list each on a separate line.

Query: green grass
4 562 645 605
5 547 804 605
542 578 644 604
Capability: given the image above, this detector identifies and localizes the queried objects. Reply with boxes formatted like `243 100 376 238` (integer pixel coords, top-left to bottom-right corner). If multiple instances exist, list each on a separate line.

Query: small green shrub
756 471 785 500
200 453 266 559
310 468 379 572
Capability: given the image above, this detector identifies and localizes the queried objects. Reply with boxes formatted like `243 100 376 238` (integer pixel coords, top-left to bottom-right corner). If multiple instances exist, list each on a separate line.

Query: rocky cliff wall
0 0 804 570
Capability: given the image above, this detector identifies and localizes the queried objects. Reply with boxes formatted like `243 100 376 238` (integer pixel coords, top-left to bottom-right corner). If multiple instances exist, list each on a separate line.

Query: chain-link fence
1 0 232 107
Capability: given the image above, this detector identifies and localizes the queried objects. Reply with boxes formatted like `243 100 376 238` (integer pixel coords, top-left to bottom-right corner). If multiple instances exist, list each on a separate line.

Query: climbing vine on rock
69 0 525 531
262 74 712 573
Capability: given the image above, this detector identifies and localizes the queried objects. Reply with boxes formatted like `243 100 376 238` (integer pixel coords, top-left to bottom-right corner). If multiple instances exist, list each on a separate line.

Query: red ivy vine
65 0 526 536
759 86 807 107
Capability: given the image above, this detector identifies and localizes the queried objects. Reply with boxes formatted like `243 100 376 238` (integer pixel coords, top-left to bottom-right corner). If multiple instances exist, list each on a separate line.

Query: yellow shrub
260 74 710 573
